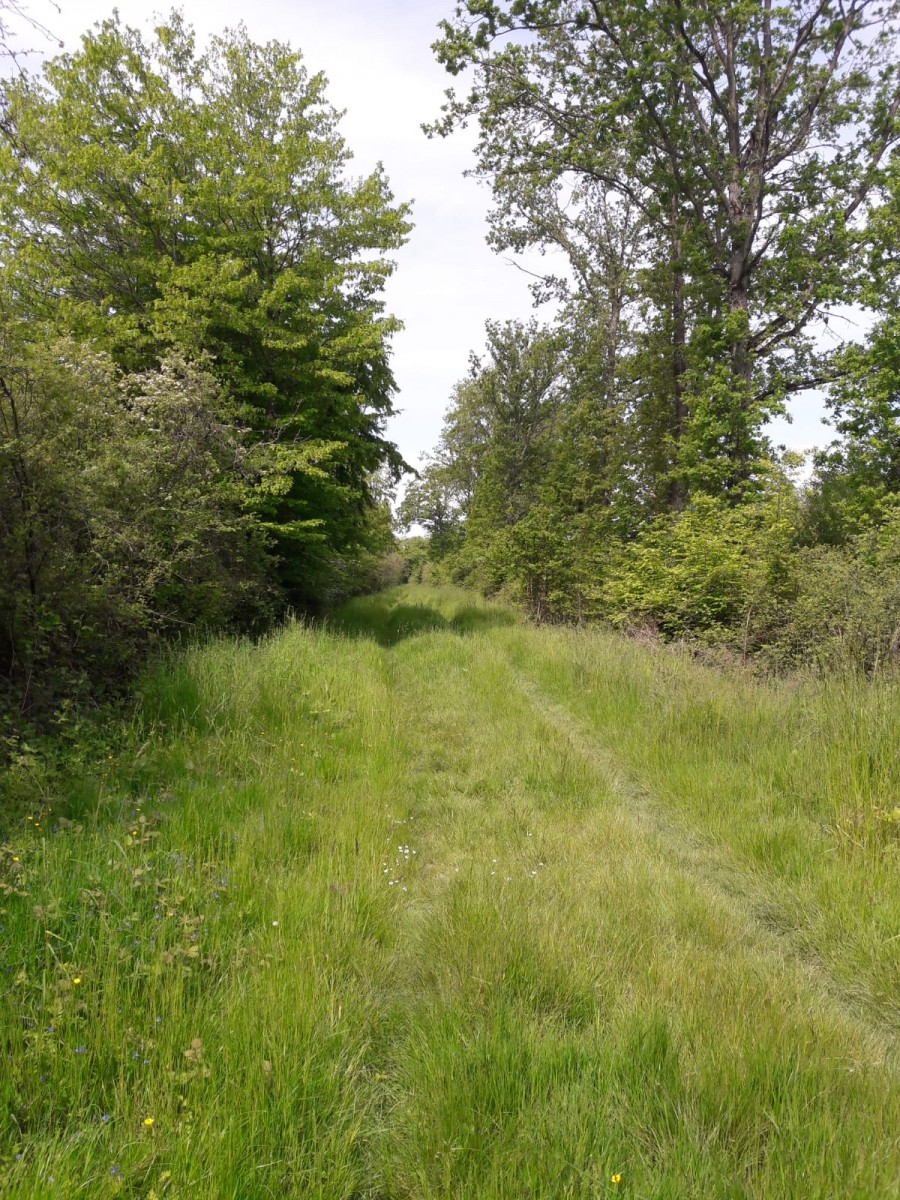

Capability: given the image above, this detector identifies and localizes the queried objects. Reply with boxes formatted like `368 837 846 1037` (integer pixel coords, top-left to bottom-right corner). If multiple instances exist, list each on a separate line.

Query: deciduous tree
0 12 411 598
431 0 900 499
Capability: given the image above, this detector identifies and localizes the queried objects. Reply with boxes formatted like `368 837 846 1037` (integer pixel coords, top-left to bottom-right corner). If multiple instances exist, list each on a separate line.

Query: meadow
1 585 898 1198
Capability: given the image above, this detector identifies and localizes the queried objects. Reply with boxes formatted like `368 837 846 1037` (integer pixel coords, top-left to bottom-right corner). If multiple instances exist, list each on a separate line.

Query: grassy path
1 586 898 1197
510 668 898 1063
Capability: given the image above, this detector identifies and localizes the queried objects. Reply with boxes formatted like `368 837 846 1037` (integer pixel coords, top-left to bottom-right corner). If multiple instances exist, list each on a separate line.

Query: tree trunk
669 209 688 512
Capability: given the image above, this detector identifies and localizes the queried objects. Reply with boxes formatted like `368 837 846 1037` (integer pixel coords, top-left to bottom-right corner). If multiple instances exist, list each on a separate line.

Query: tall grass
1 587 898 1197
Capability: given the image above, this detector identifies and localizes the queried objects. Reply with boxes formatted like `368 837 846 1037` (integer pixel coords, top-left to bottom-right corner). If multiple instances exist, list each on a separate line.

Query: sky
7 0 837 471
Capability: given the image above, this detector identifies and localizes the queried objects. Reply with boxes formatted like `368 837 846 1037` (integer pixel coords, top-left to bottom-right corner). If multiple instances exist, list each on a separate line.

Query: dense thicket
0 13 408 732
406 0 900 670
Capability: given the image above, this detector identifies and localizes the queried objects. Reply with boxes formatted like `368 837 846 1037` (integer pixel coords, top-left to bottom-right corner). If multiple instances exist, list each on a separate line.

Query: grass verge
1 586 898 1197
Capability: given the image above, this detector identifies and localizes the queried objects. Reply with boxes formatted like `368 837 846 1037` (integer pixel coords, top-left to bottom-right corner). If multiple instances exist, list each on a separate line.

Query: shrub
597 494 797 647
0 333 273 727
771 506 900 672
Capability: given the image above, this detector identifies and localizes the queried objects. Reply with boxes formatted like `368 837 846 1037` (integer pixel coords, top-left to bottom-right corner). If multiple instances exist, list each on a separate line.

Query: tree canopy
430 0 900 501
1 12 411 598
409 1 900 666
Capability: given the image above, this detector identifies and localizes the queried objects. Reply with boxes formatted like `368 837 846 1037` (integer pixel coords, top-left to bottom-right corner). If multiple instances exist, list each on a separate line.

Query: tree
802 145 900 542
397 465 463 548
0 12 411 600
447 322 566 547
0 0 60 65
430 0 900 499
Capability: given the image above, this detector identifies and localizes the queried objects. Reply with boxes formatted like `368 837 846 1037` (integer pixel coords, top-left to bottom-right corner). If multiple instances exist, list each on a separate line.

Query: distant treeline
0 12 409 733
401 0 900 671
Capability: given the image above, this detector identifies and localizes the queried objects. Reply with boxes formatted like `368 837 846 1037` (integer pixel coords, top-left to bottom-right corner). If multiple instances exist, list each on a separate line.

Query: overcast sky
8 0 836 469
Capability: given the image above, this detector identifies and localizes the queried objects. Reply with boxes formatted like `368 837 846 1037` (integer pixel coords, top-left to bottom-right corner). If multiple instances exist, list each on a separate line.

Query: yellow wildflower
143 1117 155 1127
611 1175 622 1185
72 977 81 985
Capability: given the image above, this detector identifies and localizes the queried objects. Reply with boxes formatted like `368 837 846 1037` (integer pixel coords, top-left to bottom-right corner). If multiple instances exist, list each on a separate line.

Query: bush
0 333 273 728
597 494 797 647
771 507 900 672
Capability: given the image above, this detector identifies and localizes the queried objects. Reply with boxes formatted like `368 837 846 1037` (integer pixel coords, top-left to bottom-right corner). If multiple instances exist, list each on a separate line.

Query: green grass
1 584 898 1198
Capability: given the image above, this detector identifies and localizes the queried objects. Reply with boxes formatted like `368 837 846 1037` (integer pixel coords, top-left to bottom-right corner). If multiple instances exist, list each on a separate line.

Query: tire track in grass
508 665 900 1073
347 603 898 1194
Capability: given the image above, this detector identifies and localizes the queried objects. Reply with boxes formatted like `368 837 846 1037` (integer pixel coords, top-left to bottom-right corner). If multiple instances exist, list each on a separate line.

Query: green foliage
0 11 412 743
775 506 900 672
417 4 900 668
0 325 272 725
430 0 900 499
791 153 900 548
599 493 798 644
394 536 432 584
0 11 411 599
419 314 900 670
396 467 463 551
313 496 408 610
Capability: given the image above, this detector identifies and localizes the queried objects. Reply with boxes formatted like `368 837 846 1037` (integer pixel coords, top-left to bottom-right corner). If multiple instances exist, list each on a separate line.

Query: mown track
2 585 898 1198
